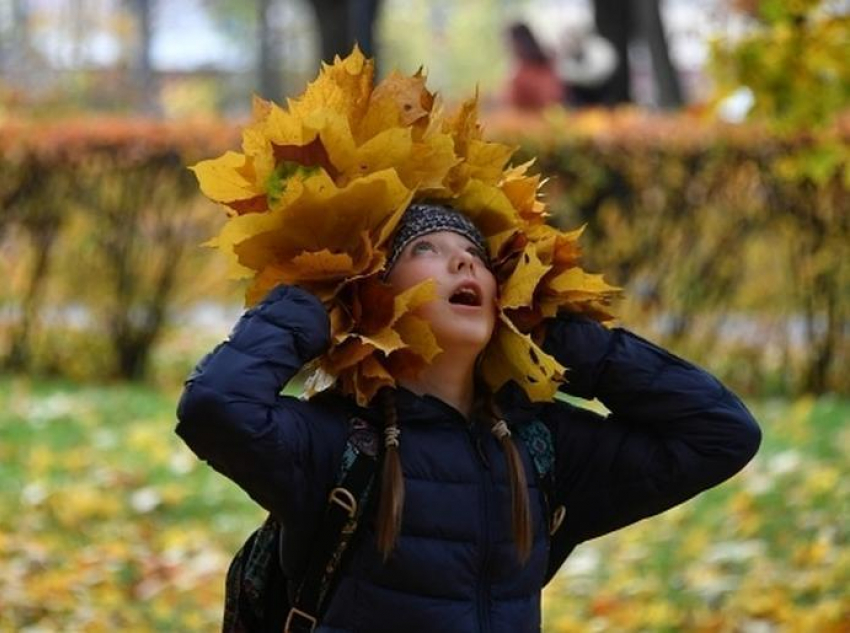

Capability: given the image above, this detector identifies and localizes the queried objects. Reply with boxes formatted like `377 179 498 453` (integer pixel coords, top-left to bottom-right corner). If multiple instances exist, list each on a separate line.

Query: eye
468 246 486 260
411 240 435 254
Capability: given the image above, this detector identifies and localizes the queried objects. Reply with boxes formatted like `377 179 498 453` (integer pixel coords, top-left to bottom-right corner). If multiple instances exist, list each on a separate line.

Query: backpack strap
514 420 566 558
285 417 379 633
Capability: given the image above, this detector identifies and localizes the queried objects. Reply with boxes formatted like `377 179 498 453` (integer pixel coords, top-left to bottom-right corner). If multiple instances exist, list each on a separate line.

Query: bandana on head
385 203 490 275
191 46 620 406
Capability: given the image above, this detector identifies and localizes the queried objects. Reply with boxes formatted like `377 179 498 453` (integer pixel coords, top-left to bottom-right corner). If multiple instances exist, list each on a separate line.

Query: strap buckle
284 607 318 633
328 486 357 519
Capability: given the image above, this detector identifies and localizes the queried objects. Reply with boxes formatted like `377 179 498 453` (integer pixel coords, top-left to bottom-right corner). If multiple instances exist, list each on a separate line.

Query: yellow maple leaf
538 266 620 323
240 121 276 192
190 151 265 209
394 313 441 363
501 173 547 223
522 224 585 271
453 179 521 238
288 46 375 128
500 244 552 310
465 139 516 185
348 355 395 406
324 278 439 399
546 267 618 297
357 70 434 143
262 102 319 148
390 278 438 324
443 92 483 157
502 158 535 180
359 328 407 355
232 170 410 273
288 249 356 280
325 338 373 373
481 314 565 401
337 127 413 182
204 196 296 286
395 132 459 192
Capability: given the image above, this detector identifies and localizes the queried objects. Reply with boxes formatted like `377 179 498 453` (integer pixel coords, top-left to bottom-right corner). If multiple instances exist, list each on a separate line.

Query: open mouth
448 284 482 307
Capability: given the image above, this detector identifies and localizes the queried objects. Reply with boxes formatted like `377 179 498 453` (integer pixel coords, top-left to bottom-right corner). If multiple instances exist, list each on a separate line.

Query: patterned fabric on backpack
223 516 289 632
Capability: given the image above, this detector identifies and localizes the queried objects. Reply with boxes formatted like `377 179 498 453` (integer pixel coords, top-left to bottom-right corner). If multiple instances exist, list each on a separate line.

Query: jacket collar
355 383 540 427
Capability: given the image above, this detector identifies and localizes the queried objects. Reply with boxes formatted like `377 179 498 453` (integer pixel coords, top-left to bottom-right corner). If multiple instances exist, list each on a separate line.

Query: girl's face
386 231 498 353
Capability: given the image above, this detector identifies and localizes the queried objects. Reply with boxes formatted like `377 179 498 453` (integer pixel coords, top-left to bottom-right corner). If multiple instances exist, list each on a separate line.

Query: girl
176 202 761 633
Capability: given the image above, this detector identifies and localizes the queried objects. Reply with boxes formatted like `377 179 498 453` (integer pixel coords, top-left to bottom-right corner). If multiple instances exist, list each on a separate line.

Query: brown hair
376 388 405 560
481 393 533 563
374 387 533 563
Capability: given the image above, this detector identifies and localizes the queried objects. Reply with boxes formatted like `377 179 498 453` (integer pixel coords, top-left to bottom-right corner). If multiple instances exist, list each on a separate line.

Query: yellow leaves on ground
2 380 848 631
0 380 268 632
192 47 619 404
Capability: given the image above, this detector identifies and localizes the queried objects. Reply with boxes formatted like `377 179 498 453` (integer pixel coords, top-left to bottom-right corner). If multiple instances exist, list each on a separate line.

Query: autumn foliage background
1 1 848 631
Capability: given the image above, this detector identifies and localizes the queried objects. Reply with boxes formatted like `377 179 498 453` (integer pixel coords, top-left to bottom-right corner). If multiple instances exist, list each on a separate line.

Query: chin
420 302 496 352
436 324 494 352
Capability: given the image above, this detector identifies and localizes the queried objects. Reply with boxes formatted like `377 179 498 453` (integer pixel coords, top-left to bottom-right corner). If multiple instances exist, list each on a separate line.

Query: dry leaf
500 244 552 310
481 314 565 401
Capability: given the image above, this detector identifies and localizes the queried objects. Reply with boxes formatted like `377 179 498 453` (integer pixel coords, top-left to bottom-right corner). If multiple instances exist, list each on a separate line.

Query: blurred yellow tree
711 0 849 393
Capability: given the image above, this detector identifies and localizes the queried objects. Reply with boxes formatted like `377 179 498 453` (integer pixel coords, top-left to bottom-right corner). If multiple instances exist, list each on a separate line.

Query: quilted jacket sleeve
541 313 761 557
175 285 348 522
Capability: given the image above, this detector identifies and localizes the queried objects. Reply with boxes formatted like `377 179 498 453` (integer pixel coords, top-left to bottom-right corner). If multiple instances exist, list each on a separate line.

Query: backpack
222 417 559 633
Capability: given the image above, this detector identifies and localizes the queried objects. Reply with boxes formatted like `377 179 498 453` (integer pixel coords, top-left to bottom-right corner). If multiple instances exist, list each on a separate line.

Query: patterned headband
385 203 490 274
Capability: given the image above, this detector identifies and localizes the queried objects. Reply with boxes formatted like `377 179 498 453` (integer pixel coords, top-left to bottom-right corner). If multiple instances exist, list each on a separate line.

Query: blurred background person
505 21 565 111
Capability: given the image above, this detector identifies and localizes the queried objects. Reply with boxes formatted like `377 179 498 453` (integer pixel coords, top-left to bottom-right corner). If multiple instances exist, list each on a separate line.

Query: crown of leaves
192 47 619 406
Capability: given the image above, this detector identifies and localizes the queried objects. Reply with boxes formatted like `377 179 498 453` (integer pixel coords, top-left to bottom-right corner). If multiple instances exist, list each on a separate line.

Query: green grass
0 375 847 631
0 376 265 631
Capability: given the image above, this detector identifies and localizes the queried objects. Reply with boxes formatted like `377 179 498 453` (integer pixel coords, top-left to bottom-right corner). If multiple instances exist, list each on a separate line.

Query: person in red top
506 22 566 110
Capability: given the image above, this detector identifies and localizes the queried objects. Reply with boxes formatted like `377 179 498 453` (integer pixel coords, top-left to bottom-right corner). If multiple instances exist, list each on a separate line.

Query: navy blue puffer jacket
176 285 761 633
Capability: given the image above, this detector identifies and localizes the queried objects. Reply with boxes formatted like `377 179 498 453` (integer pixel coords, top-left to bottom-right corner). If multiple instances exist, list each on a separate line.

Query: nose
450 248 476 273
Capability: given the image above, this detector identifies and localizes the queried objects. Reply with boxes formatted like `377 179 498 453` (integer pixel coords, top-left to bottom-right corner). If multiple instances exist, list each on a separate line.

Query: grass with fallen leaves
0 377 847 631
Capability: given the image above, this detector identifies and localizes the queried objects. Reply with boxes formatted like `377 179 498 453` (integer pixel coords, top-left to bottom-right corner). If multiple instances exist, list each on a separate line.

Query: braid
485 394 533 563
376 388 405 560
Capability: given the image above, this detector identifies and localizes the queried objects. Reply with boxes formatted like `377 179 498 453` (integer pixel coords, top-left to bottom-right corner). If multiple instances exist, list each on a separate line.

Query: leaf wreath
192 46 620 406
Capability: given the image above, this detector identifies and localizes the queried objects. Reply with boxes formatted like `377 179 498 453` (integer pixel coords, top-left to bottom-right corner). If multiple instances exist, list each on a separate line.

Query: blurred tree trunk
125 0 160 115
3 169 64 372
307 0 382 63
257 0 283 99
593 0 631 104
592 0 683 107
349 0 380 57
85 160 191 381
7 214 60 372
308 0 349 62
633 0 683 108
